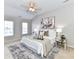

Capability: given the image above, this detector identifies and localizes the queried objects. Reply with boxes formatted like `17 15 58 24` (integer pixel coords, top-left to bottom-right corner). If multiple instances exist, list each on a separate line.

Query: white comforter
21 36 55 57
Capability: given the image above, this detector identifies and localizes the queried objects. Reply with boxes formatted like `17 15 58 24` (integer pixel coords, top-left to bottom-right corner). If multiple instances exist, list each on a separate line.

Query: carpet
8 43 59 59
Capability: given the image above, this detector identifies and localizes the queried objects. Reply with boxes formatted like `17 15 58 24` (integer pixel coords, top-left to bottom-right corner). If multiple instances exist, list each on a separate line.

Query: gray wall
32 3 74 48
4 16 32 43
63 23 74 48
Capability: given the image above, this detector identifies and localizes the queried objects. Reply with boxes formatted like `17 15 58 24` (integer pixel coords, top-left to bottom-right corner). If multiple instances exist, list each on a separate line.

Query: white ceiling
4 0 73 20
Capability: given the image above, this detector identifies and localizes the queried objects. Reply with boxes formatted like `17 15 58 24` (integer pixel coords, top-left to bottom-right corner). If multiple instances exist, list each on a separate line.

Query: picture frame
41 16 55 29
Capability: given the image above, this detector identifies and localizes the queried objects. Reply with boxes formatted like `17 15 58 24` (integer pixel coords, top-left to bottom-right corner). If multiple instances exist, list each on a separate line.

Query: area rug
8 43 59 59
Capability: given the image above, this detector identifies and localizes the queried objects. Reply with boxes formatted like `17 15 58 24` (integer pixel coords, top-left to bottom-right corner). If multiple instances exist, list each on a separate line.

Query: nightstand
56 40 62 48
55 37 61 48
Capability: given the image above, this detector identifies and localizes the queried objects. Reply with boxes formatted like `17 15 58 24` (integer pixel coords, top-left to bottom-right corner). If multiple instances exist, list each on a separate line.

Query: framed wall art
41 16 55 29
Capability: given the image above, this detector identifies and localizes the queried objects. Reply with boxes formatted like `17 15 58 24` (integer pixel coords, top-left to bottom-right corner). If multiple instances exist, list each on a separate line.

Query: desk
56 39 67 49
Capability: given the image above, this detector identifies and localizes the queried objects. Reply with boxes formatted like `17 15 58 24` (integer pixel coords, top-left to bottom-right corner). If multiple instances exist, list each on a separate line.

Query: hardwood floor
55 47 74 59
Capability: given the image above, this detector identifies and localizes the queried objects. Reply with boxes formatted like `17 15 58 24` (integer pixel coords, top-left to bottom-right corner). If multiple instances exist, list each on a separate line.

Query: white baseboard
4 39 20 44
67 45 74 48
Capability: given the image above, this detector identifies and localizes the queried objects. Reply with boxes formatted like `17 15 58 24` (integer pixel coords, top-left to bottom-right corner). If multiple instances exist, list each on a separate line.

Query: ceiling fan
21 0 41 13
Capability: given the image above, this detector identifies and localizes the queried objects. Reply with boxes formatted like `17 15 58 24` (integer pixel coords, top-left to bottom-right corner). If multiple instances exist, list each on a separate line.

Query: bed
21 34 56 57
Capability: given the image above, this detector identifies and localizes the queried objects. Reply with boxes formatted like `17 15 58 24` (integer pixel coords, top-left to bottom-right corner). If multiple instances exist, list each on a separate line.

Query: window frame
4 20 14 37
22 22 28 35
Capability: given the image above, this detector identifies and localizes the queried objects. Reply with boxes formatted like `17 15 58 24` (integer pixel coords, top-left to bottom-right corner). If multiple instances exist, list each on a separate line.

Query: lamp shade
56 25 64 32
56 28 62 32
34 28 38 32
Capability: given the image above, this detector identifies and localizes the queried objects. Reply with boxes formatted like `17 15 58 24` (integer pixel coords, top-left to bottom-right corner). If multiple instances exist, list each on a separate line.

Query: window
22 22 28 34
4 21 14 36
